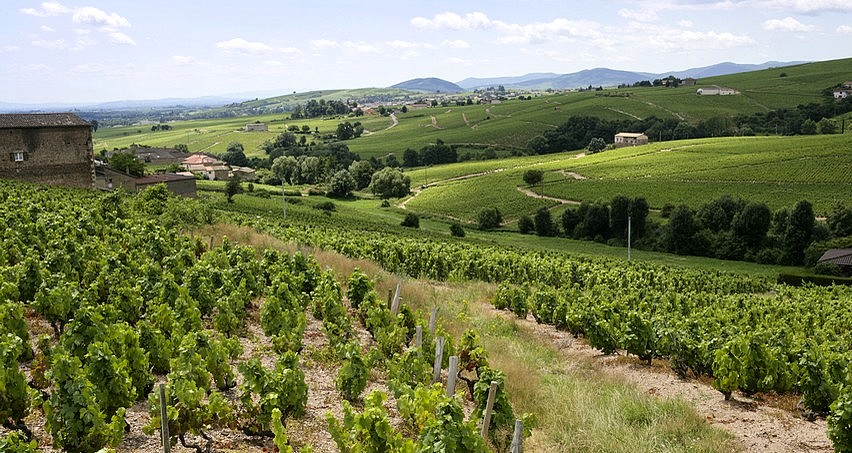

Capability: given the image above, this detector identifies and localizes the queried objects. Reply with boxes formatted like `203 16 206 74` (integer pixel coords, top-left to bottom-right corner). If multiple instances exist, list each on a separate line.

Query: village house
181 153 230 180
696 86 738 96
230 166 257 181
818 249 852 276
614 132 649 147
833 90 851 100
244 122 268 132
0 113 94 188
95 165 197 197
681 78 697 87
118 144 190 165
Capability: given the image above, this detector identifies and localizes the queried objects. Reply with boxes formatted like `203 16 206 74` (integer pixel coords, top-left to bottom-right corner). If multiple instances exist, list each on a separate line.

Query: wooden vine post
159 383 170 453
390 282 401 315
446 355 459 397
428 307 437 333
510 419 524 453
432 336 445 384
480 380 498 439
415 325 423 349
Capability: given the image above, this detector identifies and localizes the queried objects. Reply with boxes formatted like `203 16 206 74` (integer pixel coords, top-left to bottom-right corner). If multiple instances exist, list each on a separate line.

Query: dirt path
516 185 581 205
426 116 444 129
605 107 642 120
644 101 686 121
496 308 832 452
557 170 587 180
387 113 398 130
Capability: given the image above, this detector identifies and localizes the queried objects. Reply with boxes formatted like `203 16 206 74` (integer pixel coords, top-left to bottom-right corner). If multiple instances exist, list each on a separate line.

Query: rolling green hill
402 134 852 221
94 57 851 161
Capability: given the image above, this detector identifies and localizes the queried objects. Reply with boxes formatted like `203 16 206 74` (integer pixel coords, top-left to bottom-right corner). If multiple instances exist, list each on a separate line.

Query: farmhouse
614 132 649 147
818 249 852 276
844 81 852 88
833 90 851 100
244 122 268 132
96 165 197 197
696 86 738 96
0 113 94 188
681 78 697 87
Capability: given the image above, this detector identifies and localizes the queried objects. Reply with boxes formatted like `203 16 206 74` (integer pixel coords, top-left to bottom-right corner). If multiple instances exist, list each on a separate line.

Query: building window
11 151 26 162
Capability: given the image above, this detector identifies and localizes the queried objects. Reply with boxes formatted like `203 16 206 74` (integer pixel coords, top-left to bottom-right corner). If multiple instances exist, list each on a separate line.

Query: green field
95 58 852 160
403 134 852 219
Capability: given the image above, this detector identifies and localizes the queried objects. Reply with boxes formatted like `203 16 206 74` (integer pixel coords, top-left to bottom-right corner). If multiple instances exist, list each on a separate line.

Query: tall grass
402 282 737 452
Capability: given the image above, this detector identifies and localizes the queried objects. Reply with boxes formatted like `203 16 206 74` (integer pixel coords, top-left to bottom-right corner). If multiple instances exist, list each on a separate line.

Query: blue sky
1 0 850 104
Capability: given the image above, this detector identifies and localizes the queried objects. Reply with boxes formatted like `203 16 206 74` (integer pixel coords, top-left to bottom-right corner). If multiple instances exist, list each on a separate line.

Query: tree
329 170 356 198
518 215 534 234
533 207 557 237
827 203 852 238
108 152 144 177
522 169 543 186
368 167 410 199
271 156 298 185
264 132 297 153
582 203 610 239
527 136 550 155
785 200 814 264
401 105 408 113
587 137 607 154
628 197 649 238
348 161 374 190
298 156 323 184
477 207 502 230
225 177 242 203
385 154 400 168
800 119 818 135
665 205 698 255
561 208 580 237
449 223 465 237
174 143 189 153
817 118 838 134
222 142 249 167
402 148 420 167
731 202 772 247
609 195 630 239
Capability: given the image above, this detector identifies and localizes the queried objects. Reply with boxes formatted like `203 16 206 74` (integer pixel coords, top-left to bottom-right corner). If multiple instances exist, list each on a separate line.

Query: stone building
0 113 94 188
614 132 649 147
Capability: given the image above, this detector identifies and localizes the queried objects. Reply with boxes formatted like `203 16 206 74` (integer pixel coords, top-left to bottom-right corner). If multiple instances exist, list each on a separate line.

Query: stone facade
0 113 94 188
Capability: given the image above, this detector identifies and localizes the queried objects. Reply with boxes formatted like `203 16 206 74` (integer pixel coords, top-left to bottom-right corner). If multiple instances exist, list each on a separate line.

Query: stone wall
0 126 94 188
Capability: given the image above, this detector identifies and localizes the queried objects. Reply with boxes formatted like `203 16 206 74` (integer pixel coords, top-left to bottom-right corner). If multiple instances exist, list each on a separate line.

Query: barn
0 113 94 188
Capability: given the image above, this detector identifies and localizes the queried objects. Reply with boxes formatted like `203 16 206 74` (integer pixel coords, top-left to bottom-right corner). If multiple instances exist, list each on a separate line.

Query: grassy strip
403 282 737 452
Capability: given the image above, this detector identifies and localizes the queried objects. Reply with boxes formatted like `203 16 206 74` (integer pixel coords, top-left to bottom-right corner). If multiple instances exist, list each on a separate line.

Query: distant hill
391 78 464 93
456 61 805 90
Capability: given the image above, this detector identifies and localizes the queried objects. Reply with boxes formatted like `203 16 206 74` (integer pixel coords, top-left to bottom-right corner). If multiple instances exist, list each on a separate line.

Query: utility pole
627 215 632 261
281 181 286 219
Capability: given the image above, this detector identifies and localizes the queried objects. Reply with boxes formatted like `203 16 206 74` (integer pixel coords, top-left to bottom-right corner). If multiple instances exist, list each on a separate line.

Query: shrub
477 207 502 230
449 223 465 237
518 215 534 234
401 213 420 228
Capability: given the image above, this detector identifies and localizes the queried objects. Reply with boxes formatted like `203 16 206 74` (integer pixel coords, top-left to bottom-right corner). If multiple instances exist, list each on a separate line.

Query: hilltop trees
222 142 249 167
369 168 410 199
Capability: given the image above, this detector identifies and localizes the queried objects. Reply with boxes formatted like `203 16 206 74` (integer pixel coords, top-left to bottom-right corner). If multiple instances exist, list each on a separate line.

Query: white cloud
442 39 470 48
343 41 379 54
32 39 67 49
387 40 418 49
618 8 659 22
757 0 852 13
1 45 21 53
107 32 136 45
171 55 200 65
22 63 55 72
495 18 603 44
41 25 56 33
648 29 755 50
835 25 852 34
411 12 491 30
678 20 694 27
20 1 71 17
763 17 814 31
310 39 339 49
216 38 274 54
72 6 131 28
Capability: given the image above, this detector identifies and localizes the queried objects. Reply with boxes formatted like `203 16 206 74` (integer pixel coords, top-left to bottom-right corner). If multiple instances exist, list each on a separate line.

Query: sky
1 0 850 104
